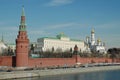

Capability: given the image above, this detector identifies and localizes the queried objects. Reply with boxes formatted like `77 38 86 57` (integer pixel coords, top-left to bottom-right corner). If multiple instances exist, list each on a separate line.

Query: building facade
35 33 85 53
0 36 15 55
85 29 107 53
0 40 8 54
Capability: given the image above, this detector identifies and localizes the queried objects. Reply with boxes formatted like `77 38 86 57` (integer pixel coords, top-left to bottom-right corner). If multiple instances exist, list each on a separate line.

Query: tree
30 44 35 53
70 48 72 53
73 45 78 55
52 47 54 52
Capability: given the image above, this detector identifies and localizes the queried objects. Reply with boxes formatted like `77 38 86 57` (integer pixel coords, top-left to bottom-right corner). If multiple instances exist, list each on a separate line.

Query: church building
85 29 107 53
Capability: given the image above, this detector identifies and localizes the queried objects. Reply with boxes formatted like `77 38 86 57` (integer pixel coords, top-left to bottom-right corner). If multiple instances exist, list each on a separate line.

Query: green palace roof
39 33 83 42
56 33 68 38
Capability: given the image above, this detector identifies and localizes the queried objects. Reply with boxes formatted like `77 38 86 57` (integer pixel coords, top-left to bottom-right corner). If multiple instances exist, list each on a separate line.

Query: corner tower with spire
16 6 29 67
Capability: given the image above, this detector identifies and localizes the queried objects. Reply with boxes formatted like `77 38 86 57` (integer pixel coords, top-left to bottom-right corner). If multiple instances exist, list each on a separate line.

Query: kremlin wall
0 7 120 68
0 55 119 68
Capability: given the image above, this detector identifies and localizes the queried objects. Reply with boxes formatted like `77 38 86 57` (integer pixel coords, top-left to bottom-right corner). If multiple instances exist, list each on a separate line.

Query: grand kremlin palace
35 33 85 53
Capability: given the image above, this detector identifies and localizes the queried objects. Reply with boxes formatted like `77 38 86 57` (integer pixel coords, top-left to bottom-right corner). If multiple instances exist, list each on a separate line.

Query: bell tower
91 28 95 46
16 6 29 67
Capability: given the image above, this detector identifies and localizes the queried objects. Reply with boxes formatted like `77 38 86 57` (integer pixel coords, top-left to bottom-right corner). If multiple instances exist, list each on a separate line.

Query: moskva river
11 69 120 80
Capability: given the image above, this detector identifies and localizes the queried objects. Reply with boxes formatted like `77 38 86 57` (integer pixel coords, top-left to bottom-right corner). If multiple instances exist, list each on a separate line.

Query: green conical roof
19 6 26 31
22 6 25 16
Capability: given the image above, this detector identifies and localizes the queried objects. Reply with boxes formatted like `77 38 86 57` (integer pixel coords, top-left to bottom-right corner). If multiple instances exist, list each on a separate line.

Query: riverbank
0 65 120 79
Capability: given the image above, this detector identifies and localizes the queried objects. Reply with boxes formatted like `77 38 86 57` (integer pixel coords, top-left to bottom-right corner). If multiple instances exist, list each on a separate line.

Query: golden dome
91 29 95 33
97 38 101 42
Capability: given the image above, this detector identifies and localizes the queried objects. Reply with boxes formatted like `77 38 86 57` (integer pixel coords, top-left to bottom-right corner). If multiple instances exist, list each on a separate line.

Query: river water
11 69 120 80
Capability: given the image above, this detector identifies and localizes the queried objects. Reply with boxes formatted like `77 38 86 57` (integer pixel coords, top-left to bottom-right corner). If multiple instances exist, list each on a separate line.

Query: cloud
45 22 78 29
45 0 74 6
28 30 53 42
29 30 46 35
43 22 88 30
0 26 18 31
0 22 4 25
95 21 120 29
103 35 120 48
28 30 51 36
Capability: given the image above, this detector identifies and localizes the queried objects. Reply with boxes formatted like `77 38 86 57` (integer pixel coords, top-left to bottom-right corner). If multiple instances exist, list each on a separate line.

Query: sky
0 0 120 48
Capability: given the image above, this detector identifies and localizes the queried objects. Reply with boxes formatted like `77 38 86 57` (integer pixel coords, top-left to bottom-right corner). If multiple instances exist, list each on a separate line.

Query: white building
7 44 16 53
35 33 85 53
0 36 16 55
85 29 107 53
0 40 8 54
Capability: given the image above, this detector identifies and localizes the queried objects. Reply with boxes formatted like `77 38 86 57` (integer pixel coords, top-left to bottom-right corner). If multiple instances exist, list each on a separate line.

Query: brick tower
16 7 29 67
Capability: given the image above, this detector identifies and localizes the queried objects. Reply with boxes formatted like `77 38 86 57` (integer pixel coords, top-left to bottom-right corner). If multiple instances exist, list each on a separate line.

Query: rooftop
39 33 83 42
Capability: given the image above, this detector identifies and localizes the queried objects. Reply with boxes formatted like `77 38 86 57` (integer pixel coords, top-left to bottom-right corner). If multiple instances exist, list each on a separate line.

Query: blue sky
0 0 120 48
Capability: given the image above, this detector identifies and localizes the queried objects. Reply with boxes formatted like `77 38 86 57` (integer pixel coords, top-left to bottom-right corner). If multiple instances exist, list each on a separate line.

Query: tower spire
22 5 25 16
19 6 26 31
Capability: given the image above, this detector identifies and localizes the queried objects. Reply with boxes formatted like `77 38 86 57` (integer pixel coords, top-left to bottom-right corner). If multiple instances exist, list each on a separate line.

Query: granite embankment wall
0 55 120 67
1 66 120 79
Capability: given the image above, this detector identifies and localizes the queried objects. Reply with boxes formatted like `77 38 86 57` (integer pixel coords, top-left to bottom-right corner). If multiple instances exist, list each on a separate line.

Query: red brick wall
0 56 119 67
28 56 113 68
28 58 76 68
77 57 112 64
0 56 13 66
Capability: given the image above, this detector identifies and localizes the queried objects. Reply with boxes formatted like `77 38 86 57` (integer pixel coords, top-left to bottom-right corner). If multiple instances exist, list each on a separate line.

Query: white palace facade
34 33 85 53
33 29 107 54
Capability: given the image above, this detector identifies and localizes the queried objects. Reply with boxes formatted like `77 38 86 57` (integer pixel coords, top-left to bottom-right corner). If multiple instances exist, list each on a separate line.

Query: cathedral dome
97 38 101 43
91 29 95 33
